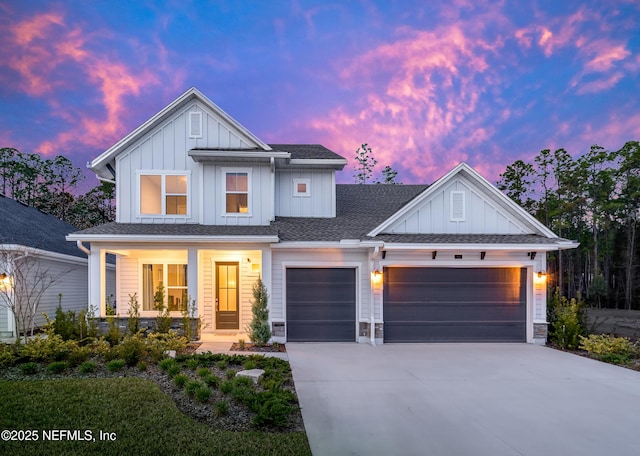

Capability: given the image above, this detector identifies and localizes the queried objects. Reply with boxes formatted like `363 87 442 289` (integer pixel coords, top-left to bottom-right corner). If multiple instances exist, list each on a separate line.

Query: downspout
370 246 380 346
270 156 276 222
76 241 91 255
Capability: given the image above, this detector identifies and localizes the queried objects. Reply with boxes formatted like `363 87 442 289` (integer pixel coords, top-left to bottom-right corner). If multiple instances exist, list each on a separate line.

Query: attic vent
189 112 202 138
450 191 465 221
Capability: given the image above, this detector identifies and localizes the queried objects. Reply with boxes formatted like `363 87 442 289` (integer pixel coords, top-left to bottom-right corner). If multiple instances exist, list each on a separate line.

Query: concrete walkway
194 342 288 360
287 343 640 456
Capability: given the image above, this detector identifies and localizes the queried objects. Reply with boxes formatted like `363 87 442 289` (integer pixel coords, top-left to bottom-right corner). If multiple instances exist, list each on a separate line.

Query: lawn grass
0 378 311 456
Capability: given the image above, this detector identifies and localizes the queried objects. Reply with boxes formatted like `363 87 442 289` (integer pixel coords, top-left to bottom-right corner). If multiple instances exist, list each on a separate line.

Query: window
139 173 188 215
142 263 188 311
293 178 310 197
225 171 249 213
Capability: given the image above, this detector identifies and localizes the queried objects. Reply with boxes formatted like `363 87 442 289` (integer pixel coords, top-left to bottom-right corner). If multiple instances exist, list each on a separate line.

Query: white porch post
260 246 272 310
187 248 198 314
89 247 106 316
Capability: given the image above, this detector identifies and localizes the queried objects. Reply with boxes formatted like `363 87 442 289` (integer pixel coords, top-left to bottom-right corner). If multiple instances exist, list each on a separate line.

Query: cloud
1 9 162 156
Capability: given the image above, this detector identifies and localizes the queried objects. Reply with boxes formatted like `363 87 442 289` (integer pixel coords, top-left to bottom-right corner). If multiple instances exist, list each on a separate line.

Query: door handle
215 298 219 311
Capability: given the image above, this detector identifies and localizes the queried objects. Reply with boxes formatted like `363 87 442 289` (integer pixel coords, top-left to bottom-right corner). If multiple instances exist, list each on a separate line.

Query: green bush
20 333 78 362
0 344 17 367
580 334 634 358
53 305 78 340
19 362 39 375
203 375 219 389
215 400 229 416
548 288 585 349
225 368 236 380
194 386 212 403
173 373 189 388
185 380 203 397
167 364 181 377
67 347 91 367
106 359 126 372
197 367 210 378
146 330 187 360
158 358 177 371
186 358 199 371
215 359 228 370
79 361 97 373
47 361 69 374
127 293 141 334
220 380 233 394
117 333 148 366
243 359 257 370
253 398 292 427
248 277 271 345
137 361 148 371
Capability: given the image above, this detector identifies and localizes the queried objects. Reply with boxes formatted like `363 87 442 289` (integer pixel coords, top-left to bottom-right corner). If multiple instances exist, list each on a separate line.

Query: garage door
383 267 526 342
286 268 356 342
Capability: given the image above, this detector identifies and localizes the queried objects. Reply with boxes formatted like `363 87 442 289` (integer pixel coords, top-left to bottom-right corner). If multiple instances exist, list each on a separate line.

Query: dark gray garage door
383 267 526 342
286 268 356 342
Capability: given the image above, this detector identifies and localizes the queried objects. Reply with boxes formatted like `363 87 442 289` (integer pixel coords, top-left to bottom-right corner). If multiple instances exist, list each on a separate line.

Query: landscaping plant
548 288 585 349
248 276 271 345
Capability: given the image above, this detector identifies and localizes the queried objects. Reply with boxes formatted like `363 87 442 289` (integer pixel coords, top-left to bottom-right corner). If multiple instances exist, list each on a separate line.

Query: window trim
138 257 189 315
293 178 311 197
221 167 252 217
137 170 191 218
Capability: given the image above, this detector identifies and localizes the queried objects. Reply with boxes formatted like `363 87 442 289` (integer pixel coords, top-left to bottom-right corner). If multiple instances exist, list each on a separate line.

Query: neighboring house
67 88 577 344
0 195 115 338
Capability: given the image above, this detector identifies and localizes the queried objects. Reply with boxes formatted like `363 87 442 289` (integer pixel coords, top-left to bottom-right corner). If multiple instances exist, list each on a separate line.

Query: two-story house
67 88 577 344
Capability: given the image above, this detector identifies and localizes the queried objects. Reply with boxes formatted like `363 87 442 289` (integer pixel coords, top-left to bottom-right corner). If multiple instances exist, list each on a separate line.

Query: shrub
127 293 141 334
225 368 236 380
220 380 233 394
197 367 210 378
117 333 148 366
173 373 189 388
204 375 219 389
79 361 97 373
548 288 585 349
67 347 91 367
579 334 634 364
186 358 199 371
185 380 203 397
215 359 228 370
47 361 69 374
86 338 111 360
106 359 126 372
181 296 203 341
137 361 148 371
194 386 212 403
154 284 172 334
253 398 292 427
53 304 78 341
234 376 254 388
20 332 78 362
20 362 39 375
247 277 271 345
243 359 257 370
238 339 246 350
158 357 177 371
167 364 181 378
215 400 229 416
0 344 17 367
146 330 187 361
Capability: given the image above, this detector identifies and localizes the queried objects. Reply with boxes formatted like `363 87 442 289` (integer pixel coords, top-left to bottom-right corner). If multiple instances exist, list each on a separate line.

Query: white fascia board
90 87 271 178
188 150 291 161
271 241 361 249
287 158 348 169
382 243 571 252
65 234 280 243
0 243 88 265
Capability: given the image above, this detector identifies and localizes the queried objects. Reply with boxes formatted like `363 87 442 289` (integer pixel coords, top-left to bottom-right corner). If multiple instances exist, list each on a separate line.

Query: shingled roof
0 194 85 258
268 144 346 160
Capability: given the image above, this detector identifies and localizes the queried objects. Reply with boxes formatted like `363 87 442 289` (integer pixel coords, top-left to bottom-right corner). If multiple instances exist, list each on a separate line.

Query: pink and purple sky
1 0 639 187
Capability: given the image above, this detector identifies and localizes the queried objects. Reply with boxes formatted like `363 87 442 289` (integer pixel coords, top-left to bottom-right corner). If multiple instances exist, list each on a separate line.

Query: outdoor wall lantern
372 269 383 284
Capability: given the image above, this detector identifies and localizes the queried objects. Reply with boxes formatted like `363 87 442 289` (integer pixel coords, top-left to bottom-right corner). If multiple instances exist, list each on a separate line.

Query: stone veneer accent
533 323 548 341
359 322 384 339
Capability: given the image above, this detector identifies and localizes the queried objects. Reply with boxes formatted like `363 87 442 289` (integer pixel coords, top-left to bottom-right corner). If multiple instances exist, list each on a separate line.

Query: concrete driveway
287 343 640 456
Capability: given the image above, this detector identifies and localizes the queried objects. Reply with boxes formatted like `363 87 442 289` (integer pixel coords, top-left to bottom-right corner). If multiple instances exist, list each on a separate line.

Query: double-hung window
142 263 188 312
139 172 189 216
224 170 249 214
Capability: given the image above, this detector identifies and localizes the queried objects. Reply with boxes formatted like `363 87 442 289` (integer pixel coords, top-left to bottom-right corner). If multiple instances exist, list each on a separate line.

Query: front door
216 262 239 330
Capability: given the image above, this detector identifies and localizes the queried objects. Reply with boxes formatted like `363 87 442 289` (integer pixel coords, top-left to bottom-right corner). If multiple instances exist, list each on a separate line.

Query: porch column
187 248 198 315
260 246 272 309
88 247 106 316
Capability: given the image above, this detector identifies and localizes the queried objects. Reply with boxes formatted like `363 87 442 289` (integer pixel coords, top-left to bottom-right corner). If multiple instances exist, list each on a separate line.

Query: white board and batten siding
115 101 259 224
274 170 336 217
388 178 531 235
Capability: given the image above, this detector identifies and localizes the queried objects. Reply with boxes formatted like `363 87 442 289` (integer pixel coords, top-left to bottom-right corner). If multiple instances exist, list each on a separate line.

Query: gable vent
189 112 202 138
450 191 465 221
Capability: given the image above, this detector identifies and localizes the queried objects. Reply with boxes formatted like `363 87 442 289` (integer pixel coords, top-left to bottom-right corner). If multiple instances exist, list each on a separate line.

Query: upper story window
293 178 311 197
139 172 189 216
224 169 250 214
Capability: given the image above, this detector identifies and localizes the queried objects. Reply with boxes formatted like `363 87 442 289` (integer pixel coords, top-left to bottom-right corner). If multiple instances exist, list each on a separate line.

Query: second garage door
286 268 356 342
383 267 526 342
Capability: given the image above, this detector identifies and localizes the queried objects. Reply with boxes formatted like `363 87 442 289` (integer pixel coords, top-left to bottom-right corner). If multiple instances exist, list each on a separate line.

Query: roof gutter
76 241 91 255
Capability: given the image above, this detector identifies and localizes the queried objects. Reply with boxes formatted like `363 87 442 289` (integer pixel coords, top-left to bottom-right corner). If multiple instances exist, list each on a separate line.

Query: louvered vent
450 191 465 221
189 112 202 138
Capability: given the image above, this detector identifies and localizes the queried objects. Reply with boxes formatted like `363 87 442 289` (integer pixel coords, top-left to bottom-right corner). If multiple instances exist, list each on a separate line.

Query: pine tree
248 277 271 345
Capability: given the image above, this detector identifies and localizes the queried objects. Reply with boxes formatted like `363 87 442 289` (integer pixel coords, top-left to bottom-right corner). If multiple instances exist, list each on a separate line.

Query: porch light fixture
372 269 383 284
537 270 547 279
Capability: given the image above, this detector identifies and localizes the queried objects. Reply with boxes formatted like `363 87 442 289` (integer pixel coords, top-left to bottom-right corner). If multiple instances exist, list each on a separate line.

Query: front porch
86 243 272 338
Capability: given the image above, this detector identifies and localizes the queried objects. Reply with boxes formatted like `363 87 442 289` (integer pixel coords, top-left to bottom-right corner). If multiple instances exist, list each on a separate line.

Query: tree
0 247 68 343
247 276 271 345
497 159 535 212
353 143 378 184
41 155 84 222
375 165 400 185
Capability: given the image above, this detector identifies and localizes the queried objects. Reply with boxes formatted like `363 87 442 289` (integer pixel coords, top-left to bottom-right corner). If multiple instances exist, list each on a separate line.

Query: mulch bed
230 342 287 353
